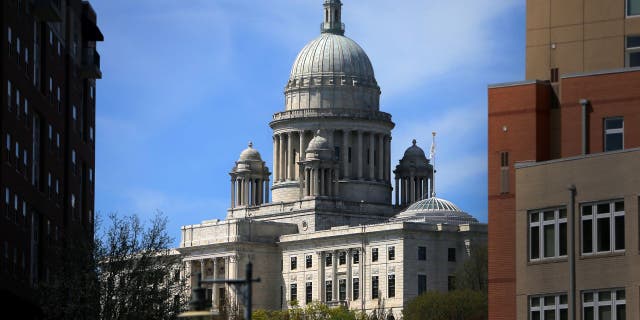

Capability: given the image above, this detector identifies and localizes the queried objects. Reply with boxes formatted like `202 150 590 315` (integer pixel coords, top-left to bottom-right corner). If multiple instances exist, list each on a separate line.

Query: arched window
325 9 328 22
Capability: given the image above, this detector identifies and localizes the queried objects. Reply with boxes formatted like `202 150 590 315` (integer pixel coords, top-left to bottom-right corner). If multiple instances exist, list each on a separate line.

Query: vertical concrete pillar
313 168 320 196
279 134 285 181
287 131 294 181
212 258 218 308
318 251 325 302
273 135 279 183
265 179 270 203
230 178 235 208
384 136 391 182
377 134 384 180
357 131 363 179
332 250 338 301
346 249 352 301
395 178 399 206
409 174 415 203
342 130 350 179
368 133 375 180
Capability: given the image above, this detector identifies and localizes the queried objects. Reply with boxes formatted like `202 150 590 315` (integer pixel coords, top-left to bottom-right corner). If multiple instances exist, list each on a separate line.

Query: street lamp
179 262 261 320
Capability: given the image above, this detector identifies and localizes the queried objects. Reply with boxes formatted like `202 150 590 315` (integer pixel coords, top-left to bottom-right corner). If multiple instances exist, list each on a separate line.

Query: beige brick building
176 0 486 317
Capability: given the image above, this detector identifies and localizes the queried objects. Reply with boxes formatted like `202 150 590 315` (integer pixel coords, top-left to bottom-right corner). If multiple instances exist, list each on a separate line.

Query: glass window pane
544 211 555 221
628 0 640 16
599 305 612 320
630 51 640 68
559 222 567 256
584 306 594 320
628 36 640 48
582 205 592 216
544 296 555 306
605 133 623 152
531 226 540 259
584 292 594 302
615 201 624 212
583 220 593 253
615 216 625 250
560 294 568 304
531 310 540 320
544 224 555 257
605 119 624 130
616 289 625 300
598 217 611 252
559 208 567 219
560 309 568 320
597 203 611 214
616 304 625 320
531 297 540 307
531 212 539 223
599 291 612 301
544 310 555 319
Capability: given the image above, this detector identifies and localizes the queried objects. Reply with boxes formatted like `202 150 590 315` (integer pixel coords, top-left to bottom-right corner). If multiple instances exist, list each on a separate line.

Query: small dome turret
238 142 262 161
403 139 427 159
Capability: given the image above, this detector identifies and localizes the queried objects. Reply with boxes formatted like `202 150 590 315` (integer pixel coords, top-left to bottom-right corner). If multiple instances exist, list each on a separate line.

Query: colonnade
395 176 433 207
303 167 339 197
273 130 391 183
230 176 269 208
314 248 364 304
186 256 235 310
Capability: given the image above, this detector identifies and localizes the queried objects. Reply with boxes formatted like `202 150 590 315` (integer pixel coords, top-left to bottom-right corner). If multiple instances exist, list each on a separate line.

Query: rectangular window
388 275 395 298
348 147 352 163
418 275 427 295
7 81 11 109
583 289 625 320
582 200 625 255
388 246 395 261
290 283 297 302
290 256 297 270
550 67 559 83
628 0 640 16
325 253 332 266
418 246 427 260
352 278 359 300
448 248 456 262
627 36 640 67
339 279 346 301
529 294 568 320
339 251 346 265
305 282 312 304
305 255 312 268
604 117 624 152
500 151 509 194
448 275 456 291
529 208 568 261
325 281 332 301
372 248 378 262
371 276 379 299
353 250 359 264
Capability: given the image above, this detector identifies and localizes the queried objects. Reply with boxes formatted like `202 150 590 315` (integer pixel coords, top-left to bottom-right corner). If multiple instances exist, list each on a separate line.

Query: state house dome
393 197 479 225
283 0 381 110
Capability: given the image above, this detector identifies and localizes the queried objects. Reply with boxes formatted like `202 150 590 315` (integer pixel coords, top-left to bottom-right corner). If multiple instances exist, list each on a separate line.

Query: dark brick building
0 0 102 315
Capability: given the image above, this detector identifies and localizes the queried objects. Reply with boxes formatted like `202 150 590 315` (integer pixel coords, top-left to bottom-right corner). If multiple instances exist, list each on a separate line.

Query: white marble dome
238 142 262 161
289 33 375 82
393 197 479 225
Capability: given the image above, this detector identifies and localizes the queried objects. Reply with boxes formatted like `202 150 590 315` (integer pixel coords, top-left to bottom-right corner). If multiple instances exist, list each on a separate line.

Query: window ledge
579 251 625 260
527 257 568 266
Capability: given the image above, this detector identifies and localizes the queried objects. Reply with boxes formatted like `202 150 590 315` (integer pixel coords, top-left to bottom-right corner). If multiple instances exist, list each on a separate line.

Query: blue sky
91 0 526 246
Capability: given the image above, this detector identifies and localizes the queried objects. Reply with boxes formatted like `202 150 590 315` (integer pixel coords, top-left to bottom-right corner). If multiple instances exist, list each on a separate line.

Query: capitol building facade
177 1 486 317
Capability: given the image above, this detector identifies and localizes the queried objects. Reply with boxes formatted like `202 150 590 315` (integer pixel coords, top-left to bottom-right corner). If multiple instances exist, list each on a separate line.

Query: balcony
270 108 393 125
80 48 102 79
33 0 62 22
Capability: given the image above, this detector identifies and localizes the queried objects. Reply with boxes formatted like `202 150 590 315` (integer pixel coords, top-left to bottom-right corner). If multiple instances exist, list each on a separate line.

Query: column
287 131 294 180
317 251 325 302
305 169 310 196
326 169 332 197
230 178 235 208
333 169 339 197
346 249 352 301
332 251 338 301
377 134 384 180
279 134 285 182
212 258 218 309
327 129 334 151
265 179 270 203
273 136 279 183
342 130 350 179
237 178 243 206
244 177 249 206
320 168 325 196
395 178 399 206
313 168 320 196
357 131 363 179
410 174 415 203
257 179 263 205
385 136 391 182
368 133 375 180
299 130 305 161
359 248 365 307
401 178 406 205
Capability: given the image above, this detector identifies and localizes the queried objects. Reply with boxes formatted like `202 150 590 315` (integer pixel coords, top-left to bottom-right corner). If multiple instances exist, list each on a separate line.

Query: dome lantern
322 0 344 35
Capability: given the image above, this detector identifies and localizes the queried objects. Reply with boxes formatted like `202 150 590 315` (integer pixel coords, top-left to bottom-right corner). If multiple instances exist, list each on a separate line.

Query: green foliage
252 302 380 320
454 245 488 293
403 290 487 320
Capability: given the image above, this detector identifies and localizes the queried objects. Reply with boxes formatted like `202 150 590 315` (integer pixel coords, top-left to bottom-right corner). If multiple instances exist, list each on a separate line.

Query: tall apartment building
488 0 640 319
0 0 102 315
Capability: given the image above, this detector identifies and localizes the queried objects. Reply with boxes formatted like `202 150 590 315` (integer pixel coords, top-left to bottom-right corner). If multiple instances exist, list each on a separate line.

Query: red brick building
0 0 102 316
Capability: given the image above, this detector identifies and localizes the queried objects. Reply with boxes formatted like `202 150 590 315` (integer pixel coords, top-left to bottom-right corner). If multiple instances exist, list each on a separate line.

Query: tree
96 212 187 320
403 290 486 320
454 245 488 293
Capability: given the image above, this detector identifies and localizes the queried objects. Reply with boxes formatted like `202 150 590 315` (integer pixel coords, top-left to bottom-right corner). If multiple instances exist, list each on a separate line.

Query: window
339 251 346 265
348 147 351 163
448 275 456 291
6 133 11 151
582 200 625 255
628 0 640 16
90 126 94 142
550 67 559 83
49 77 53 103
372 248 378 262
529 208 567 261
339 279 346 300
604 117 624 152
583 289 625 320
305 282 312 304
56 133 60 148
290 256 297 270
388 246 395 260
418 275 427 295
71 194 76 209
353 250 359 264
290 283 297 302
7 27 12 54
72 105 77 120
627 36 640 67
325 281 332 301
448 248 456 262
500 151 509 193
7 81 11 109
388 275 395 298
325 253 332 266
418 246 426 261
22 200 26 217
529 294 568 320
352 278 359 300
305 255 312 268
371 276 379 299
56 86 61 111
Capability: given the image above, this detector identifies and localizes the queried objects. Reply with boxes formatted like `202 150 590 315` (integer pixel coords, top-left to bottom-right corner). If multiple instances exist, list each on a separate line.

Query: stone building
178 1 486 317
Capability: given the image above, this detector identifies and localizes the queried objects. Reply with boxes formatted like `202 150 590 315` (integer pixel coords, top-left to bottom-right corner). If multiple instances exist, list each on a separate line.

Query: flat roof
515 147 640 169
562 66 640 79
487 79 548 89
